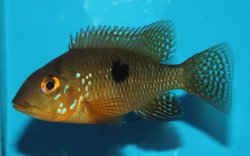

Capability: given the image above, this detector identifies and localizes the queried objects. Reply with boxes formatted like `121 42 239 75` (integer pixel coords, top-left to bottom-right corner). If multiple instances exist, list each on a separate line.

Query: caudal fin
182 43 233 114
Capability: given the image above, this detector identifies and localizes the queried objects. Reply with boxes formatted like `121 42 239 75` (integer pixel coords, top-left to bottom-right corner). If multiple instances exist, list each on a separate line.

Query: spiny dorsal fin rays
69 21 176 62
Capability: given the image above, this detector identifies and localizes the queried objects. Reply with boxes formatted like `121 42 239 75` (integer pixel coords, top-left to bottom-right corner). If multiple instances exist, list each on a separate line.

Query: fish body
13 21 233 124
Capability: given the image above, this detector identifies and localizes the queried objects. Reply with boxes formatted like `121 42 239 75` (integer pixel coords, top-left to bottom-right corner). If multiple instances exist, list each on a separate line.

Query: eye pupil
46 81 55 90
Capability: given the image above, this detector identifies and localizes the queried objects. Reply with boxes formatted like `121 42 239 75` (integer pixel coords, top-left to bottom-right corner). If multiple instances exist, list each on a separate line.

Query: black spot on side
111 61 129 83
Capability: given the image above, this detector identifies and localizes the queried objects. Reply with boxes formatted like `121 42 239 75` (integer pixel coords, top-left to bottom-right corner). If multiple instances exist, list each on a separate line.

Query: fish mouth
13 100 55 121
13 100 39 113
13 101 31 109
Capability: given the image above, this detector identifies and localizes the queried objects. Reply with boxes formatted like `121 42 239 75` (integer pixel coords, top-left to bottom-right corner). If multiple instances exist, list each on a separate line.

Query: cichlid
13 21 233 124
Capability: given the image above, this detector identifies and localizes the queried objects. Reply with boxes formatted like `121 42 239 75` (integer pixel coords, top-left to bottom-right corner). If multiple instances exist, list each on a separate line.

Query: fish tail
182 43 233 113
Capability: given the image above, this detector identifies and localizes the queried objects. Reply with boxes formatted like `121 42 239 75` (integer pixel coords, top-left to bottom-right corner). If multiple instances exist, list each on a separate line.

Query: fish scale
61 50 176 118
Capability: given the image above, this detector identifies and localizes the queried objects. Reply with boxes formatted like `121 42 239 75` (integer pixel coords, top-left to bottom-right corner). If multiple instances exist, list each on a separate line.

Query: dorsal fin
69 21 176 62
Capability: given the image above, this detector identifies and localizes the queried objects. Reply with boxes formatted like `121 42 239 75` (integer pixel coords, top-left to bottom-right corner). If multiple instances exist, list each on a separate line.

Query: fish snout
12 94 32 111
13 100 30 110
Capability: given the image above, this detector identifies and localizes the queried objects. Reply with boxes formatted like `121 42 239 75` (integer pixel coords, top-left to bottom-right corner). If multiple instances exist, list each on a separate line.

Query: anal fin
134 92 183 121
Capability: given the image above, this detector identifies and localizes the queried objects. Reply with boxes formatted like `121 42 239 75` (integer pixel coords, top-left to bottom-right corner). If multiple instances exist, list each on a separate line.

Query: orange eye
41 76 60 94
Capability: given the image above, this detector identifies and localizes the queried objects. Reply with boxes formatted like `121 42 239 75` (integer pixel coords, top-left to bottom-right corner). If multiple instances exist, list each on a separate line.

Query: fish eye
41 75 60 94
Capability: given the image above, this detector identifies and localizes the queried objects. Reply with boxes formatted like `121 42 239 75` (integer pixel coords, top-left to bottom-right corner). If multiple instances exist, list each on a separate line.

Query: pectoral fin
134 92 183 121
84 97 128 124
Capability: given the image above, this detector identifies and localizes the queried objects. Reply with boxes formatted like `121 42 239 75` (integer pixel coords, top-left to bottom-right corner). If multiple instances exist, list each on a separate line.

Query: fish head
12 57 84 122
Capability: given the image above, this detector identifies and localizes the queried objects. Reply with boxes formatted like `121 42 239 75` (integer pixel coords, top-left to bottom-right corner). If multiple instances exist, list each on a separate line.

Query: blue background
3 0 250 155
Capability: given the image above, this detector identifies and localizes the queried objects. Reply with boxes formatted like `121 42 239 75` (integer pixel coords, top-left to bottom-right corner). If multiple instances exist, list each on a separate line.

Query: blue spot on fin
182 43 233 114
134 92 183 121
69 21 176 62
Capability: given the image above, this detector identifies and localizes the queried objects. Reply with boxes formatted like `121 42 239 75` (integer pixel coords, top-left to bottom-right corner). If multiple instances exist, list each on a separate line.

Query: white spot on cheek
64 85 70 94
57 108 62 114
89 73 92 78
70 99 78 110
79 95 84 102
84 92 90 97
88 81 92 86
76 73 81 78
81 78 85 85
61 108 67 114
54 94 61 100
59 103 63 107
85 86 89 92
86 76 89 79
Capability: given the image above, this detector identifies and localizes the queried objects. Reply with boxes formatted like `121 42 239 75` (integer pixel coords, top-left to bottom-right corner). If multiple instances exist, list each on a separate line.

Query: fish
12 21 233 124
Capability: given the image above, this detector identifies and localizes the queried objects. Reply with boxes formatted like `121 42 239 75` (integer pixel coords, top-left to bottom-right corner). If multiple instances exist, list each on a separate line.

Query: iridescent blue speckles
70 99 78 110
54 93 61 100
57 102 67 115
64 85 70 94
81 78 85 85
76 73 81 78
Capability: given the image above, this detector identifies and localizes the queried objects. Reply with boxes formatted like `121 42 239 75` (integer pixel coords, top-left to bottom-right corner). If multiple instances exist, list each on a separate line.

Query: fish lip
13 100 27 106
13 100 39 111
13 100 55 121
13 101 30 112
13 100 30 107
